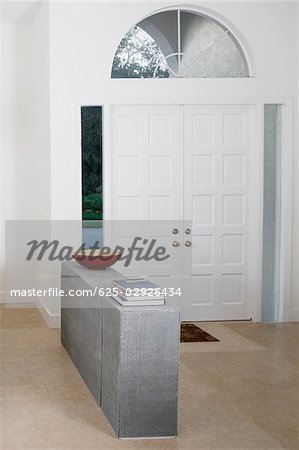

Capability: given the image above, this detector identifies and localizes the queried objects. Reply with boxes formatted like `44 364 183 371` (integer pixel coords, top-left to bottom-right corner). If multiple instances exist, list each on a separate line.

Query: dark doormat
180 323 219 343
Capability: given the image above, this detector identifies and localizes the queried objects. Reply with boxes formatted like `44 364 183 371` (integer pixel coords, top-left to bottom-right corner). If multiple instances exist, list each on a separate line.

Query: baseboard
36 300 61 328
3 302 36 309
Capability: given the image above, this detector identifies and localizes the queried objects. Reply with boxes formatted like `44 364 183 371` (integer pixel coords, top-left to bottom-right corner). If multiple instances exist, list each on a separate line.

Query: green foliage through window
111 26 169 78
81 107 102 220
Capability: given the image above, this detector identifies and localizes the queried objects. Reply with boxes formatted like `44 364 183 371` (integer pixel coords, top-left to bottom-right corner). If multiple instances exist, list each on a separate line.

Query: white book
115 290 165 301
113 278 160 292
111 294 165 307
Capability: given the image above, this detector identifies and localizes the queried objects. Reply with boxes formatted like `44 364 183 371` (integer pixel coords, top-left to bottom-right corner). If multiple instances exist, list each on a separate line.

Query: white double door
109 104 260 321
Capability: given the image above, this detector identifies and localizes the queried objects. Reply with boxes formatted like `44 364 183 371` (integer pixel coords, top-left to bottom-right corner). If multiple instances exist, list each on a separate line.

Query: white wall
0 2 51 298
32 2 51 221
0 21 35 293
2 22 36 219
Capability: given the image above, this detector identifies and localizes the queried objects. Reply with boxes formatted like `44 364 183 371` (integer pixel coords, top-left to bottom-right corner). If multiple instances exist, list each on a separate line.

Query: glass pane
262 105 282 322
111 11 179 78
180 11 249 78
111 25 169 78
139 10 178 78
81 106 103 247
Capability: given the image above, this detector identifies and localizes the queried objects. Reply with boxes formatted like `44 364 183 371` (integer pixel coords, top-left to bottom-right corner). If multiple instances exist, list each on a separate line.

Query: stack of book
112 278 165 306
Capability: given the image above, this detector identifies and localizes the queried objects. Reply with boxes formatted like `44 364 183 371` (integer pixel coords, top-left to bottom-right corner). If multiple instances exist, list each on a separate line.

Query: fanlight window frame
111 8 251 79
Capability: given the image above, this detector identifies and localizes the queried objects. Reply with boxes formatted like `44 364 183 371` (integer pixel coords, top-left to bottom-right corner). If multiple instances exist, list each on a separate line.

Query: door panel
108 106 182 301
110 105 181 221
182 105 255 320
108 104 259 320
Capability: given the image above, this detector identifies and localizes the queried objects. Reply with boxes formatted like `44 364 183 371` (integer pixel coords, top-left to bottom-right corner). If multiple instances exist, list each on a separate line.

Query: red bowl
73 251 122 270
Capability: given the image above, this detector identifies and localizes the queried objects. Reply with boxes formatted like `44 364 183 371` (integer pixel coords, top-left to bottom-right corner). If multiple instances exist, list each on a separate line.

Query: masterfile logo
26 237 170 267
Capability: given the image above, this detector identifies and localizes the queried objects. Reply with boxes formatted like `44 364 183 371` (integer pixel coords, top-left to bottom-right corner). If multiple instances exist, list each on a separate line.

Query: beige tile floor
0 304 298 450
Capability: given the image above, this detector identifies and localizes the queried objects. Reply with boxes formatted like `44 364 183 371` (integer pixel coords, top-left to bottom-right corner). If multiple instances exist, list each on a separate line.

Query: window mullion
178 9 181 78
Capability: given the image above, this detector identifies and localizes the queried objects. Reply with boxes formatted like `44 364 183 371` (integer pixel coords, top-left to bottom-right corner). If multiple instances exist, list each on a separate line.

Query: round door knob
172 228 179 235
172 241 180 247
185 228 191 235
185 241 192 247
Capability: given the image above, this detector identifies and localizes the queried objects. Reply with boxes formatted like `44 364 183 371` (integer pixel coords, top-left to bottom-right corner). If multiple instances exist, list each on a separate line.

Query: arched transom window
111 9 249 78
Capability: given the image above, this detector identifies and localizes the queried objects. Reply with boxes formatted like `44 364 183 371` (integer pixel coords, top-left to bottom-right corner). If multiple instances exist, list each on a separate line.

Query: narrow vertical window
262 105 282 321
81 106 103 247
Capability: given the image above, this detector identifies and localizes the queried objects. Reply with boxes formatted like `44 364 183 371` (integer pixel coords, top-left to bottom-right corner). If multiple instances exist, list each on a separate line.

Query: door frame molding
75 96 294 322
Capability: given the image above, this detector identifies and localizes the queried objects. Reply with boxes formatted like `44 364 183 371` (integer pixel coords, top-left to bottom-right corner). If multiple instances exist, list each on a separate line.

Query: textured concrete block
101 298 180 438
61 270 102 405
61 262 180 438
